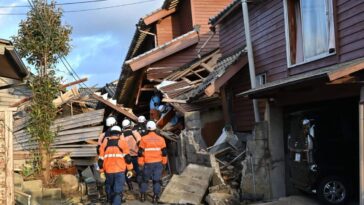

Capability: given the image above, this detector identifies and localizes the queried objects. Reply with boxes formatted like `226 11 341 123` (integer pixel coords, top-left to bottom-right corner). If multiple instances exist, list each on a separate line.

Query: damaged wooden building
115 0 364 204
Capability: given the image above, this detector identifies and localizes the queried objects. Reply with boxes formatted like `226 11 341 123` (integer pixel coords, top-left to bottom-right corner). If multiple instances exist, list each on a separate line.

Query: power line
0 0 157 15
0 0 108 8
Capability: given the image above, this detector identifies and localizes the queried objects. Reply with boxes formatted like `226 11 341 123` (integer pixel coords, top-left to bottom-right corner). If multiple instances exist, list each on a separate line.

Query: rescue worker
97 116 117 154
98 126 134 205
121 119 141 190
133 115 148 137
138 121 168 203
150 91 161 121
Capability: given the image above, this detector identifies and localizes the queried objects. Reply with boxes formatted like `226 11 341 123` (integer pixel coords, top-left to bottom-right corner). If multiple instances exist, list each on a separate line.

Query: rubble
54 174 79 197
160 164 214 204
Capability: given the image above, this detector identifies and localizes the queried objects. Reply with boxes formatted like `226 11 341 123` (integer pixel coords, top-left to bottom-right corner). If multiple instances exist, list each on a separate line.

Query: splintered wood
13 109 105 158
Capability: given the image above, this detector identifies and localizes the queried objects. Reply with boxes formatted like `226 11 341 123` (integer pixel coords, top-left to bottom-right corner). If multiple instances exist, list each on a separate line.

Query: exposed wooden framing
205 56 248 97
127 32 199 71
53 86 79 108
10 78 88 108
144 8 177 25
60 77 88 89
91 94 138 121
328 61 364 81
135 73 145 106
162 98 187 103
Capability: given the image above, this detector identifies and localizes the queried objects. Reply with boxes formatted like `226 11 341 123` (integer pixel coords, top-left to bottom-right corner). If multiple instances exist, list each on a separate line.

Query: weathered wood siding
225 68 254 132
218 0 364 83
176 0 193 35
219 6 246 57
156 16 175 45
191 0 232 55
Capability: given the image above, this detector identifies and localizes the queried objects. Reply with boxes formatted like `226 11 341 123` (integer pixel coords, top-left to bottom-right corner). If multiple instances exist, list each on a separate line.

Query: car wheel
317 176 350 205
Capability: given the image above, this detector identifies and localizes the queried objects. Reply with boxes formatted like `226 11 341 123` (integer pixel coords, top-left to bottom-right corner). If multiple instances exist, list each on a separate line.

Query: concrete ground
251 195 358 205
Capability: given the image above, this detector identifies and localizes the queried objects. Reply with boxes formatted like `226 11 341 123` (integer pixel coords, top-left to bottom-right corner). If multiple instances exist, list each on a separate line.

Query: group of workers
97 115 168 205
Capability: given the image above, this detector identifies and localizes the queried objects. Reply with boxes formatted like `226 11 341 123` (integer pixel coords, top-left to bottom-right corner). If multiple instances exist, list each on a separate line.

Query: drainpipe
241 0 260 122
137 25 158 47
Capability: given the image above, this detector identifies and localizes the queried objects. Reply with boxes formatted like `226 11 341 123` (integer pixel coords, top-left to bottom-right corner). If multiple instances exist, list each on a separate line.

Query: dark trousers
105 172 125 205
125 156 141 184
140 162 163 195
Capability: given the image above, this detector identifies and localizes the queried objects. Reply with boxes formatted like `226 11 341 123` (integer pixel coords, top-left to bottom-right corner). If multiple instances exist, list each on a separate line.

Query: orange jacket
122 129 141 157
99 136 133 173
138 131 167 166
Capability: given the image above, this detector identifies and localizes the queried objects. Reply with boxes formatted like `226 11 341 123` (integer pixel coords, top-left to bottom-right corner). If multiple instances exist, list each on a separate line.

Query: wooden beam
127 32 199 71
144 8 176 25
60 77 88 89
53 86 79 108
156 109 175 129
328 61 364 81
91 94 138 122
205 56 248 97
10 78 88 108
326 76 356 85
162 98 187 103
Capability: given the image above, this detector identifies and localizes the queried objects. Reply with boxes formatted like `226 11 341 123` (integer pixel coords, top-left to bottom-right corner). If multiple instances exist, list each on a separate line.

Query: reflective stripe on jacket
122 129 141 157
99 136 133 173
138 131 167 166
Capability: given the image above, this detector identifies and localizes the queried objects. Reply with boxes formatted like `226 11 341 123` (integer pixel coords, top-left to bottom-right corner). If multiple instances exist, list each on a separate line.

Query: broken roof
176 49 247 102
0 39 29 80
125 29 199 71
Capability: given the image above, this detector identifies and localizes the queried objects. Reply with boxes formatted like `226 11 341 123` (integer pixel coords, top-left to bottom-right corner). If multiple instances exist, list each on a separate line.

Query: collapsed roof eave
0 39 29 80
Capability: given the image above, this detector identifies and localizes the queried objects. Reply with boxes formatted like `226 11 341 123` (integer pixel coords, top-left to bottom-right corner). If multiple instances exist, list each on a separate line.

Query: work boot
152 194 159 204
140 193 146 202
127 181 134 190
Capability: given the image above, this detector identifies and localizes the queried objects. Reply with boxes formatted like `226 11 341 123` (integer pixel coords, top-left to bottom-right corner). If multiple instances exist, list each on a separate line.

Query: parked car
286 98 359 205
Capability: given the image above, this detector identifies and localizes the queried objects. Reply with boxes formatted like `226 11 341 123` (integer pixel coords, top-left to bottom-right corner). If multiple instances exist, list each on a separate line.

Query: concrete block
185 111 201 130
42 188 62 200
160 164 213 204
23 180 43 195
254 121 269 140
206 193 238 205
54 174 79 197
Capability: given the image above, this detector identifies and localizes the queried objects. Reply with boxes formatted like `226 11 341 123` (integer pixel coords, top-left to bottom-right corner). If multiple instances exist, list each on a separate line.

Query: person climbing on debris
138 121 168 203
97 116 117 155
133 115 148 137
150 90 161 121
121 119 142 191
98 125 134 205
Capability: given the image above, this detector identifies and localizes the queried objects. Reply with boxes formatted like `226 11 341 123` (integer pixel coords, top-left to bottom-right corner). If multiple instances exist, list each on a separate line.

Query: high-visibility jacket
138 131 168 166
97 128 111 145
122 129 141 157
99 136 133 173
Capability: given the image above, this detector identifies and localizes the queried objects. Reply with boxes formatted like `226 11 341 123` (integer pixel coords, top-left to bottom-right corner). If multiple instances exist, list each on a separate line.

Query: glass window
285 0 335 66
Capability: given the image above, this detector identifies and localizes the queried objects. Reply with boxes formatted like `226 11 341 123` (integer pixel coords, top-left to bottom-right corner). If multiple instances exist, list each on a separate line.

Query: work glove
126 170 133 179
100 172 106 182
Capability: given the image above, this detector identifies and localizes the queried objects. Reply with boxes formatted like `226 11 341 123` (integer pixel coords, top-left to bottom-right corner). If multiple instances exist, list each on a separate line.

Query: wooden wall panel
157 16 174 45
191 0 232 56
151 46 197 69
225 67 255 132
219 7 246 57
176 0 193 35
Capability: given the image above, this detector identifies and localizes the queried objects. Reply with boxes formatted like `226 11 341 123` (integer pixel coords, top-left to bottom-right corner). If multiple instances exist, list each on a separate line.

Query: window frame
256 73 267 87
283 0 336 68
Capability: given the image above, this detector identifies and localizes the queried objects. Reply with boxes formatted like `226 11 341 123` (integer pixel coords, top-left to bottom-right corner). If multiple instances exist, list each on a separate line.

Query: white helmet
122 119 131 128
146 121 157 131
138 116 146 123
106 116 117 127
110 126 122 134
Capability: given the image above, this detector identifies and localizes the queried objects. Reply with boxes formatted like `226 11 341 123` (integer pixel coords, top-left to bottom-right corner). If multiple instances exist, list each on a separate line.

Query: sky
0 0 164 87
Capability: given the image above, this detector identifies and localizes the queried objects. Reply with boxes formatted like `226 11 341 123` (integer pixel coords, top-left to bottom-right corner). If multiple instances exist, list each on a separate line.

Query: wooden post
0 108 16 205
360 87 364 205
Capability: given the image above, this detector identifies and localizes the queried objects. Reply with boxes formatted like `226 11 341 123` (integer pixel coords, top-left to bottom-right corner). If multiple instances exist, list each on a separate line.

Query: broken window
285 0 335 66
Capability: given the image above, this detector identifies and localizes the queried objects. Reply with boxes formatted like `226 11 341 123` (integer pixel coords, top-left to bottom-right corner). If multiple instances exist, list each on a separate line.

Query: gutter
241 0 260 122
